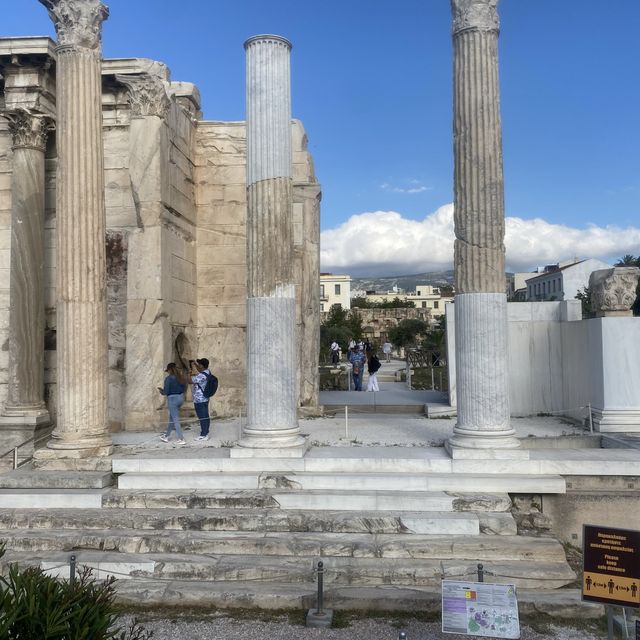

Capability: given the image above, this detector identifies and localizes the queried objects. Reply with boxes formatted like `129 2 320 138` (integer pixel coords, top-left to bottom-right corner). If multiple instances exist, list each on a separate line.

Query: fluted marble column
238 35 304 451
38 0 112 457
0 110 51 432
448 0 521 454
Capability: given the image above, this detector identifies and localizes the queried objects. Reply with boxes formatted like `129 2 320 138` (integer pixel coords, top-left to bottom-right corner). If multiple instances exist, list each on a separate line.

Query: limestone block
198 265 246 286
197 225 245 247
196 285 246 306
127 227 163 299
127 299 165 325
223 185 246 205
170 301 196 327
194 184 225 207
172 279 195 304
198 245 246 267
106 206 138 229
198 304 246 328
171 254 196 284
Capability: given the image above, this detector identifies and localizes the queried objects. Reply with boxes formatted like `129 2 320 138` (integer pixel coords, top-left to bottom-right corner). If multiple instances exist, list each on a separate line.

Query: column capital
116 73 171 119
452 0 499 35
5 109 54 151
39 0 109 51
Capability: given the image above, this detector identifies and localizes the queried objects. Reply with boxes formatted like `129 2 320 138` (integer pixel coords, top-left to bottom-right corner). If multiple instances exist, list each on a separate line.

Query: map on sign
442 580 520 638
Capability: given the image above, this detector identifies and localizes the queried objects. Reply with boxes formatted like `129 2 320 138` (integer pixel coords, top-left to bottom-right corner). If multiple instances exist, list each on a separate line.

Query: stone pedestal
36 0 112 460
236 35 304 453
448 0 520 455
0 109 52 448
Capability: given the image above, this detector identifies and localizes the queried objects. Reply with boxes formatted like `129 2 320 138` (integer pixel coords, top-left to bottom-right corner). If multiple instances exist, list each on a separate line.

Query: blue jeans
165 393 185 439
353 372 362 391
194 400 210 436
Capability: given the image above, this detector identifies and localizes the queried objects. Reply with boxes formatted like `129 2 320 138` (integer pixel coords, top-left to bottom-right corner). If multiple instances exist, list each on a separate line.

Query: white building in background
360 284 453 319
525 258 611 302
320 274 351 312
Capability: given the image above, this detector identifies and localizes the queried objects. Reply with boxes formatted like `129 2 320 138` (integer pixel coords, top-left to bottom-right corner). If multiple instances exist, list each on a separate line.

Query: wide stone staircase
0 448 577 608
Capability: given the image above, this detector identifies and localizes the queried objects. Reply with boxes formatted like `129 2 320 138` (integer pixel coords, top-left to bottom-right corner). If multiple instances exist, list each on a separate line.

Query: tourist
348 337 356 351
330 339 340 365
190 357 212 441
366 350 381 392
349 346 366 391
383 340 393 363
157 362 187 444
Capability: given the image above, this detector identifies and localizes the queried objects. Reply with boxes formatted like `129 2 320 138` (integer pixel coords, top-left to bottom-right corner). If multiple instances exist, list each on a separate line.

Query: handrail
0 431 52 469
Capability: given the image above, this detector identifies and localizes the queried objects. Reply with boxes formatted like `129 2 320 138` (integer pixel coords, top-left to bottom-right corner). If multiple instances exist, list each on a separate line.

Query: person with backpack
366 350 381 392
189 357 218 441
158 362 188 444
348 346 366 391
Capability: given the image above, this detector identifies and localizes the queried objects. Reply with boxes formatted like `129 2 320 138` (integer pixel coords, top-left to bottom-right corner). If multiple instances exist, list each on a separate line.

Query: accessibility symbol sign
582 525 640 608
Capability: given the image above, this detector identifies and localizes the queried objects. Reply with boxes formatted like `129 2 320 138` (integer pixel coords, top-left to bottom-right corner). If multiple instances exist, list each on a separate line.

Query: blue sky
5 1 640 275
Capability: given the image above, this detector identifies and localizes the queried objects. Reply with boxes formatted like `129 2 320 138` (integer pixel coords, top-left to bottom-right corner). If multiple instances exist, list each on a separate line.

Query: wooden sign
582 525 640 608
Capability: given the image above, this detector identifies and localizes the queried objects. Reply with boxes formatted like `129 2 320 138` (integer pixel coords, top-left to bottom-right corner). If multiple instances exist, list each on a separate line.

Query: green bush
0 546 151 640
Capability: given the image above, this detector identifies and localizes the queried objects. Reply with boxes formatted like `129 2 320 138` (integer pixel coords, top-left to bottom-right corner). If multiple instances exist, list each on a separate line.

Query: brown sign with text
582 525 640 608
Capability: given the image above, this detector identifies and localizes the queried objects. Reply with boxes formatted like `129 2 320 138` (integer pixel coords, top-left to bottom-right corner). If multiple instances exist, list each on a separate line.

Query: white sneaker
160 435 169 443
195 435 209 441
176 439 186 445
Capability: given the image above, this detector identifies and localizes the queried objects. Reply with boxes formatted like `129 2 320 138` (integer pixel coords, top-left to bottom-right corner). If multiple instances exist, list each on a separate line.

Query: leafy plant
0 546 151 640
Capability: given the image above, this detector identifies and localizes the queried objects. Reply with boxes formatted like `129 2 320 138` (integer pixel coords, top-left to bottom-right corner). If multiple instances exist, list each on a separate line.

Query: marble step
103 489 512 513
0 507 484 536
0 488 108 509
116 471 565 494
0 471 114 489
0 550 573 589
0 529 568 563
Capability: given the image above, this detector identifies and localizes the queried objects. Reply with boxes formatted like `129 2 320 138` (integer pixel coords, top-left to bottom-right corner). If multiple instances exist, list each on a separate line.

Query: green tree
388 318 429 350
575 286 593 319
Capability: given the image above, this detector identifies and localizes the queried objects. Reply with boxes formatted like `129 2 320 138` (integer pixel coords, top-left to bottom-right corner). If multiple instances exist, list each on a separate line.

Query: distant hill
351 270 455 294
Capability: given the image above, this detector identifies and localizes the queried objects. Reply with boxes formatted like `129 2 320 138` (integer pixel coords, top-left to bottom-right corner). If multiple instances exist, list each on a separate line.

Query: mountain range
351 270 455 294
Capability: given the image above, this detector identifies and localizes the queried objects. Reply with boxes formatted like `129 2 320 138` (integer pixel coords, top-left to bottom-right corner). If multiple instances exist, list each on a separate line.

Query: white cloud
380 180 432 195
320 204 640 276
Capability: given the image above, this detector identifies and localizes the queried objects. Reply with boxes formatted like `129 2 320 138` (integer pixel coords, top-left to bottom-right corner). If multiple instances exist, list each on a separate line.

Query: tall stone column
447 0 521 454
37 0 112 458
237 35 304 452
0 110 52 446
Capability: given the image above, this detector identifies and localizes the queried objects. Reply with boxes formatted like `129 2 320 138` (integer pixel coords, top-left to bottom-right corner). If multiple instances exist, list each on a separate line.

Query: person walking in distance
366 350 381 392
348 346 366 391
158 362 187 444
382 340 393 363
330 339 340 365
190 357 215 441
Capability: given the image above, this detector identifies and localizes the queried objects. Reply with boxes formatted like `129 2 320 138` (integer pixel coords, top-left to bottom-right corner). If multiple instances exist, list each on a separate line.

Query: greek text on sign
582 525 640 608
442 580 520 638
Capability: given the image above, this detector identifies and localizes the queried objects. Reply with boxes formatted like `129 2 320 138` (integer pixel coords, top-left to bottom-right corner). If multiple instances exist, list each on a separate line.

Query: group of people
346 339 382 392
158 358 214 445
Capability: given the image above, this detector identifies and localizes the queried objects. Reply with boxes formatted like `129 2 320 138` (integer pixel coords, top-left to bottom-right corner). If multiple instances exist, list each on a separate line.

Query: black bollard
477 563 484 583
399 631 407 640
316 560 324 615
70 554 77 585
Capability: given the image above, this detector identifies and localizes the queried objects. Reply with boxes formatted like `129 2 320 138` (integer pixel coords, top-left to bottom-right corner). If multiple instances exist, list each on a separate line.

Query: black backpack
369 356 381 373
201 372 219 398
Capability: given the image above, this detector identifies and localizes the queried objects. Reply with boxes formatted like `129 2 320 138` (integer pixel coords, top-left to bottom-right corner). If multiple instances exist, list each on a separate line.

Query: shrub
0 546 151 639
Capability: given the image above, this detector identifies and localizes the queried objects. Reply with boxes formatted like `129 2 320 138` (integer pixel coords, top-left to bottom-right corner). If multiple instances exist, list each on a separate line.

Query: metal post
345 406 349 440
316 560 324 615
70 554 77 585
439 370 443 390
587 403 594 434
477 563 484 583
606 605 614 640
12 447 18 470
431 367 435 390
399 632 407 640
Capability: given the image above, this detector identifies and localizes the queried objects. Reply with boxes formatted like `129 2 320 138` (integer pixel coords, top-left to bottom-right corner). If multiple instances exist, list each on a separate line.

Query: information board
442 580 520 638
582 525 640 608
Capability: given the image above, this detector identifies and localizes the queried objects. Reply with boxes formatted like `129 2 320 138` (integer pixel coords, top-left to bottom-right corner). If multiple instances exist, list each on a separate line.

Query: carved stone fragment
6 109 53 151
39 0 109 50
116 73 171 119
590 267 640 317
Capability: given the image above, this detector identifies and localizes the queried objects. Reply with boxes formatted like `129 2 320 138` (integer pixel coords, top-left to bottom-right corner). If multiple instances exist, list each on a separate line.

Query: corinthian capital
590 267 640 317
39 0 109 50
6 109 54 151
116 73 171 119
452 0 499 35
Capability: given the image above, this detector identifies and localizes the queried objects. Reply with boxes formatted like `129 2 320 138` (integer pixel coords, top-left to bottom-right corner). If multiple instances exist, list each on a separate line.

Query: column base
33 431 113 469
446 427 528 460
233 426 308 458
0 412 51 466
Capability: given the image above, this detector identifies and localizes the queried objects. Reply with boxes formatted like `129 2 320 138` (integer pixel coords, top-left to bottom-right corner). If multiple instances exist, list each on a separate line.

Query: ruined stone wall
0 119 11 411
194 119 320 417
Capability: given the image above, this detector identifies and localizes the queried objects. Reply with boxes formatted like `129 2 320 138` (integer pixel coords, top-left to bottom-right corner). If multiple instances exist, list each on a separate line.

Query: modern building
358 284 453 319
525 258 611 302
320 274 351 312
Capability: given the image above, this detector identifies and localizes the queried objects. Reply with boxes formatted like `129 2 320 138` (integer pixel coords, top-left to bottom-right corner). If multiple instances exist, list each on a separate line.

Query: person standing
366 350 381 392
158 362 187 444
330 339 340 365
190 357 212 441
348 346 366 391
383 340 393 363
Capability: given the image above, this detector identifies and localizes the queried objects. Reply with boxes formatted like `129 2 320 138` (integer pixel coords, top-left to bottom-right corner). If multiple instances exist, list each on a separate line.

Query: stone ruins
0 1 321 461
0 0 638 616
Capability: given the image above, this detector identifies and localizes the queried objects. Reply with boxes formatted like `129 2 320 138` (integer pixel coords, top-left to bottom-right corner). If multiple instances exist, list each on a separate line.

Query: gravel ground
119 613 605 640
